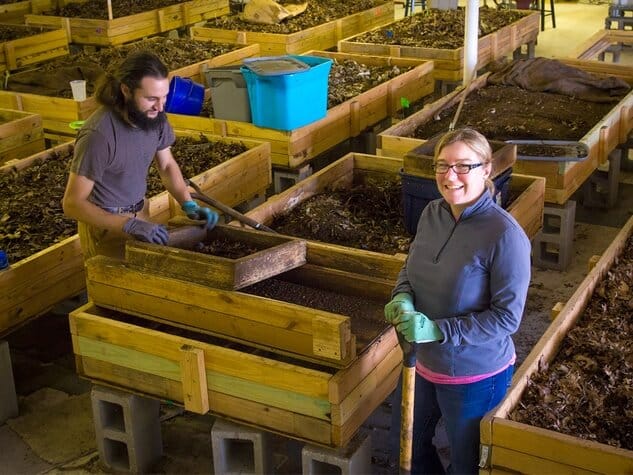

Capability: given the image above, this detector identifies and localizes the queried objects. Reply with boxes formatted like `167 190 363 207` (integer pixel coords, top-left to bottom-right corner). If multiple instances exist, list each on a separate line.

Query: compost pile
205 0 386 33
0 149 76 263
242 277 388 347
43 0 191 19
412 84 615 143
271 179 410 254
194 238 259 259
327 59 412 109
350 7 526 49
146 135 248 196
0 25 54 42
510 235 633 450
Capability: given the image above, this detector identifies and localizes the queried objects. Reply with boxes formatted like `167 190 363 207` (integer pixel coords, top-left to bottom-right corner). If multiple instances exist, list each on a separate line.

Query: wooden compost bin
338 10 539 83
0 24 69 74
571 29 633 62
70 299 401 448
242 152 545 243
0 108 45 164
0 134 270 337
24 0 229 46
378 62 633 205
169 51 434 168
0 1 32 23
0 42 259 143
479 215 633 474
190 1 394 55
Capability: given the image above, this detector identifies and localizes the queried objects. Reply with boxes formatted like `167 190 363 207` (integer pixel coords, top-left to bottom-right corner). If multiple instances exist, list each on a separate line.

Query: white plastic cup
70 79 87 101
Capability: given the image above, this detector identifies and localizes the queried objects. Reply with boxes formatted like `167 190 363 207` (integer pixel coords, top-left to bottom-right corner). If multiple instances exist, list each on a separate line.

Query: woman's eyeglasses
432 163 484 174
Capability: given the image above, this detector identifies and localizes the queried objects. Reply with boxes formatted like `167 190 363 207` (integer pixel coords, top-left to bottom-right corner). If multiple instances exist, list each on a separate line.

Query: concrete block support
532 200 576 271
0 340 18 423
272 164 312 194
583 149 621 209
91 385 162 473
302 431 372 475
211 418 271 475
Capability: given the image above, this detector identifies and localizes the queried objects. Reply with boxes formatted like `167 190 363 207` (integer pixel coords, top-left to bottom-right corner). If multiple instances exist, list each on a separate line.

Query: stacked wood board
479 215 633 474
0 24 69 73
571 29 633 62
0 1 32 23
169 51 434 168
241 152 545 243
337 10 539 83
25 0 230 46
0 108 45 164
377 61 633 204
190 1 394 55
0 42 259 143
0 134 270 337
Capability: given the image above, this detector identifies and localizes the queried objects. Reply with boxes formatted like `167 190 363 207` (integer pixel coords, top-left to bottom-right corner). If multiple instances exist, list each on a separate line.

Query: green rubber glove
395 311 444 343
182 200 219 230
384 292 415 324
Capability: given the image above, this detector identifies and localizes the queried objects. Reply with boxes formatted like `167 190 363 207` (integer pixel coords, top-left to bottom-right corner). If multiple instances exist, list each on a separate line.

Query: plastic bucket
165 76 204 116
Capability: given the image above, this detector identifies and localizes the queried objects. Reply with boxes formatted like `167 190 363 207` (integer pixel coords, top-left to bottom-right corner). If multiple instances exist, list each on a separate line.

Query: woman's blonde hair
434 127 495 195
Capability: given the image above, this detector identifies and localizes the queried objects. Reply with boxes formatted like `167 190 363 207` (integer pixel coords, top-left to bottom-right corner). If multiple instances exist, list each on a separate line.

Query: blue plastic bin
165 76 205 116
240 55 332 131
401 168 513 235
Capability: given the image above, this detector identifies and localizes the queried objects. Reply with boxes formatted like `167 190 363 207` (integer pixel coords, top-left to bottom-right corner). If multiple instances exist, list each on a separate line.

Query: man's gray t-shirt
70 107 176 208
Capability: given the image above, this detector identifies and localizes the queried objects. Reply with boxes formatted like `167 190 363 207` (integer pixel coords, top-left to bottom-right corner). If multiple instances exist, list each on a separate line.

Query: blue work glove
123 218 169 245
394 311 444 344
182 200 219 230
384 292 415 324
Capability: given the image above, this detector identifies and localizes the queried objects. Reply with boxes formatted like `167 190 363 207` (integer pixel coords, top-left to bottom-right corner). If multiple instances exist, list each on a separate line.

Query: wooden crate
0 42 259 142
0 134 271 336
0 24 68 73
190 1 394 56
338 11 539 82
571 29 633 62
0 1 32 23
169 51 434 168
25 0 230 46
378 63 633 205
479 215 633 474
126 224 307 290
242 152 545 243
70 301 401 448
0 108 45 164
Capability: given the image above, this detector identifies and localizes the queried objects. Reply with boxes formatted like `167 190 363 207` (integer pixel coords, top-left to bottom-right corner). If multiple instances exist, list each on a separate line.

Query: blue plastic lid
242 56 310 76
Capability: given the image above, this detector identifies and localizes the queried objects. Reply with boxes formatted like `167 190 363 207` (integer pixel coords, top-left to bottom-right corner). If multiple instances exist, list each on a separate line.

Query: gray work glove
123 218 169 245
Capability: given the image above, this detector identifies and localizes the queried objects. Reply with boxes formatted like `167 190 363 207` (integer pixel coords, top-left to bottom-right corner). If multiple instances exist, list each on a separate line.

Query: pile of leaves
0 149 76 263
0 25 54 42
205 0 386 33
146 135 248 196
43 0 190 19
271 178 410 254
510 236 633 450
350 7 526 49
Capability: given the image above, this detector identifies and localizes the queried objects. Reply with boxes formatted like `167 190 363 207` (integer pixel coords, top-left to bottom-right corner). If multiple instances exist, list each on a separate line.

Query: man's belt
100 199 145 215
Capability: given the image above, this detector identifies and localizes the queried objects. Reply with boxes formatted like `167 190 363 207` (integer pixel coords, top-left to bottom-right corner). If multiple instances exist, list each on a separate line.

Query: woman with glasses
384 127 531 474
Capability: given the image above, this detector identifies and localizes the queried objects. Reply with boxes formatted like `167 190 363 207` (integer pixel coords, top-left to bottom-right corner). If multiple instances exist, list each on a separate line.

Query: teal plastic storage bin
241 55 332 131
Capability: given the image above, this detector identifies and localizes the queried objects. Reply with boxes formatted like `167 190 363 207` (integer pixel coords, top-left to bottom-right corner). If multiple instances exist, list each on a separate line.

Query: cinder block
272 164 312 194
532 200 576 271
91 385 162 473
0 340 18 423
583 149 621 209
233 192 267 214
302 431 371 475
211 418 271 475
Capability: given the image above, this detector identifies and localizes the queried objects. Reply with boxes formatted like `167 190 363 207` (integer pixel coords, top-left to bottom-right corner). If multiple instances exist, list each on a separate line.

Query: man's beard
125 98 164 131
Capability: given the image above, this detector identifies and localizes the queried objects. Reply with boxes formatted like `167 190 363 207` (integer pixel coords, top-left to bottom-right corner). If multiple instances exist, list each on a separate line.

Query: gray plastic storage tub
204 65 252 122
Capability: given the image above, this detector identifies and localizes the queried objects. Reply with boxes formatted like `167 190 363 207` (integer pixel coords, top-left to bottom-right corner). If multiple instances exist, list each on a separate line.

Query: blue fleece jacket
392 191 531 377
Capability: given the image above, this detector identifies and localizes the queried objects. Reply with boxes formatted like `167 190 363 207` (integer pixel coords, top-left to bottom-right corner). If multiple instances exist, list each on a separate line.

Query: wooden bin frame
169 51 434 168
378 61 633 205
242 152 545 244
0 23 69 74
0 133 271 337
70 301 402 448
0 42 259 143
571 29 633 62
479 215 633 474
190 1 394 56
25 0 230 46
0 107 45 164
337 10 540 82
0 1 32 23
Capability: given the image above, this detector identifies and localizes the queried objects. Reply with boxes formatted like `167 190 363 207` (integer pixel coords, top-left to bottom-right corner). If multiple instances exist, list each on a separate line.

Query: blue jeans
389 365 514 475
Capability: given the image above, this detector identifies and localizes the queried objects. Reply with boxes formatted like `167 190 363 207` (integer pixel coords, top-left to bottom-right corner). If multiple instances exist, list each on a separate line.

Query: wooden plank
490 446 600 474
180 345 209 414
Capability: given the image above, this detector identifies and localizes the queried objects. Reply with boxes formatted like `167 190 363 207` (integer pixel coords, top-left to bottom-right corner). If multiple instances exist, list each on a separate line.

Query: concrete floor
2 3 633 474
